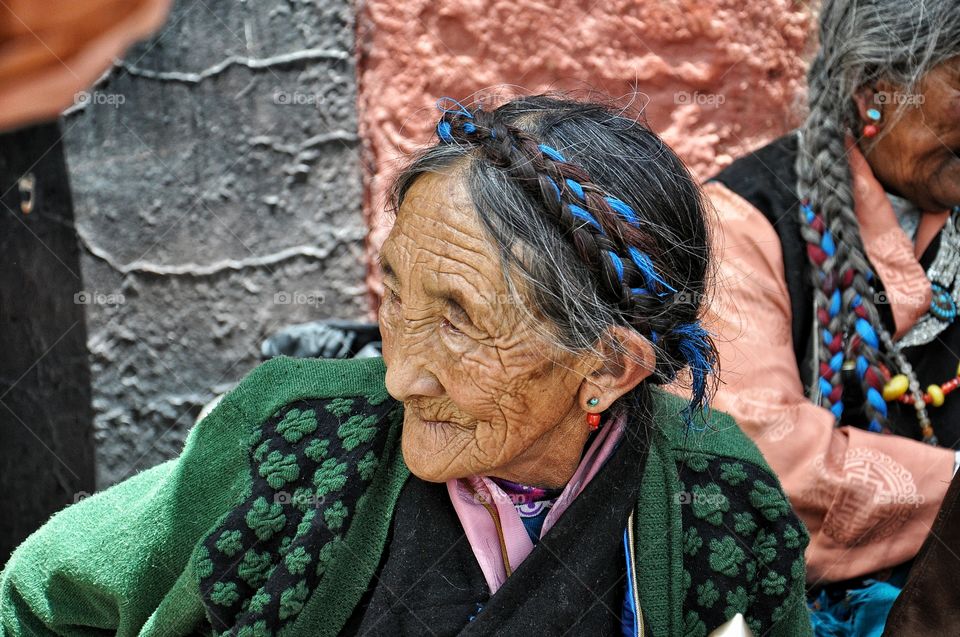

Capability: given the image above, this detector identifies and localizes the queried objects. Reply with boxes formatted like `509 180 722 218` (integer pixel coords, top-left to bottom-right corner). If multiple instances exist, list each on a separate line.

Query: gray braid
797 0 960 430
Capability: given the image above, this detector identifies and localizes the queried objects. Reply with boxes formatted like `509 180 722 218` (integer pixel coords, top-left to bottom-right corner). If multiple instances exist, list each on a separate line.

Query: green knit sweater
0 356 812 636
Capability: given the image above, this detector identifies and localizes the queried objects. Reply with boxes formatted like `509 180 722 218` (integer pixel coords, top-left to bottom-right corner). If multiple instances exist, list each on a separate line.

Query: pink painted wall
356 0 815 309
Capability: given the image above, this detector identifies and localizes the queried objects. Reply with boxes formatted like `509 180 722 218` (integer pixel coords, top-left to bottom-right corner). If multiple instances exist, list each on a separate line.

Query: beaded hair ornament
803 198 960 445
433 98 716 424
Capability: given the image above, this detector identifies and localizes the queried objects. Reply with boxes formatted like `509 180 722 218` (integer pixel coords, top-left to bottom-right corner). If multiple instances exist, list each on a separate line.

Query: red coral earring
587 413 601 430
586 397 601 430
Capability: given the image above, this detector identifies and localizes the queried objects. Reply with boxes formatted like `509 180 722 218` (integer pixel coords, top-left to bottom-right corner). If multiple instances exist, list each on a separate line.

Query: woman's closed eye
440 317 464 334
441 300 478 337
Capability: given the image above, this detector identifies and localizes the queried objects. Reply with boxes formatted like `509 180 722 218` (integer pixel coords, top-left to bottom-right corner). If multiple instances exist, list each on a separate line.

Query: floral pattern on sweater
677 452 809 637
196 394 401 636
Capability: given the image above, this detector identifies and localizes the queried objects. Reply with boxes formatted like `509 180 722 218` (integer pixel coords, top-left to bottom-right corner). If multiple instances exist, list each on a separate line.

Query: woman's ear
576 326 656 412
852 84 877 122
853 79 896 122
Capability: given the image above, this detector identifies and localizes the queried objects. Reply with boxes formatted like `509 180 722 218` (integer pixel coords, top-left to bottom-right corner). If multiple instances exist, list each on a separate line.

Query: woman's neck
485 415 607 489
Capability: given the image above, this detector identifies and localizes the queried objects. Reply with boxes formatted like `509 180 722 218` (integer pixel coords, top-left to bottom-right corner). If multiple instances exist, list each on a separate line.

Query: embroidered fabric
487 477 562 545
898 207 960 349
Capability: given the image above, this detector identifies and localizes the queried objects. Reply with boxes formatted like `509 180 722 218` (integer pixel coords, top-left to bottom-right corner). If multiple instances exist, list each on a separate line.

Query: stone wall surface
63 0 366 487
58 0 816 487
356 0 815 300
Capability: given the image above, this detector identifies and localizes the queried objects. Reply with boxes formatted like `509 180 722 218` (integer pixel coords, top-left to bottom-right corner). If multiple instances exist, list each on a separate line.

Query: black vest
711 133 960 449
341 417 652 636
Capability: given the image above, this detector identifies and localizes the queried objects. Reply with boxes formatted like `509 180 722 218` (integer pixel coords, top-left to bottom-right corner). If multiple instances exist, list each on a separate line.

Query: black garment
711 132 960 448
0 121 95 564
883 464 960 634
343 415 652 636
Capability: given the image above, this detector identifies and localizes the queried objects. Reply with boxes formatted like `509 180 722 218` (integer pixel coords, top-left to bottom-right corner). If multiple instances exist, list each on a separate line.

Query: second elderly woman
703 0 960 631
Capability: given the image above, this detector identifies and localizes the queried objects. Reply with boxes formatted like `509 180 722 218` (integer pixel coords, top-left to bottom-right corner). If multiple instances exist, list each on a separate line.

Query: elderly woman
0 96 811 636
702 0 960 631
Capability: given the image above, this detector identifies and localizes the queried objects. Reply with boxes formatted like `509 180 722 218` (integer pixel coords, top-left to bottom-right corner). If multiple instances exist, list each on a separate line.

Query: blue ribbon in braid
436 97 473 119
436 97 475 142
538 146 676 299
673 321 716 426
536 142 715 424
566 203 604 232
565 178 585 200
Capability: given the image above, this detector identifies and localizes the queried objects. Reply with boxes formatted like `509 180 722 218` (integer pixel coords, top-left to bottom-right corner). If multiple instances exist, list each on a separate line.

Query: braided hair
390 95 717 426
798 0 960 436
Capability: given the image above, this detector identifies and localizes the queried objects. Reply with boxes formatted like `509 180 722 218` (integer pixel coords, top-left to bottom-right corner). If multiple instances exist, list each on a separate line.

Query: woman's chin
401 419 471 483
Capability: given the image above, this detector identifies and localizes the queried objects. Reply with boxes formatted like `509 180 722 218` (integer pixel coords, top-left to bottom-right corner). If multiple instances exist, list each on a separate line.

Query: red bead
864 124 879 138
878 363 891 381
807 245 827 266
830 335 843 353
829 386 843 403
587 412 601 430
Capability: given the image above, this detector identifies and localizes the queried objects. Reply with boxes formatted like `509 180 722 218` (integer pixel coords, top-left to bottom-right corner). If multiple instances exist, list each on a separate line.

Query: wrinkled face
864 56 960 211
378 169 593 485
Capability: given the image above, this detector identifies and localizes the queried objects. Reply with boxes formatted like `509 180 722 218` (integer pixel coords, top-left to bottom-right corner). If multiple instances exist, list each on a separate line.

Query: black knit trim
676 453 809 637
196 395 400 635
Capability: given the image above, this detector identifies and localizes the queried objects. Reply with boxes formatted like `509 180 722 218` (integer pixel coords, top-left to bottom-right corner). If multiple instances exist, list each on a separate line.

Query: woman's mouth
412 408 455 427
411 408 471 430
421 417 453 426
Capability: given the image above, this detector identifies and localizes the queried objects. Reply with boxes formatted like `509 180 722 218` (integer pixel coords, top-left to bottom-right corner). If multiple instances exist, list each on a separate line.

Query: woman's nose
383 325 445 401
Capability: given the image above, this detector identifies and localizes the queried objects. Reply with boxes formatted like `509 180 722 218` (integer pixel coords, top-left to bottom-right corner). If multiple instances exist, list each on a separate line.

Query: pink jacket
703 144 955 583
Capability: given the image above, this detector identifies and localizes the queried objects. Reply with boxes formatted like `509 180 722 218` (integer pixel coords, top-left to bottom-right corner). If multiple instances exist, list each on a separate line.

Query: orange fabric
0 0 171 131
703 172 954 584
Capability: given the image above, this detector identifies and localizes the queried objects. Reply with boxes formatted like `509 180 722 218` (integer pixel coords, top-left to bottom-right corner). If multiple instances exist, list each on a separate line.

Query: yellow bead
927 384 945 407
882 375 909 401
956 361 960 377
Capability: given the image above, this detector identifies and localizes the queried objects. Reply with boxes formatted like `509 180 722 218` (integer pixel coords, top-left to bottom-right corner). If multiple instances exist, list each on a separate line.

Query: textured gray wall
62 0 366 488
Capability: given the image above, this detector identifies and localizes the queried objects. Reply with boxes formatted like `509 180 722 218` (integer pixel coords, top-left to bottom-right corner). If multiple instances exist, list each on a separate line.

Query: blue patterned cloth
808 577 905 636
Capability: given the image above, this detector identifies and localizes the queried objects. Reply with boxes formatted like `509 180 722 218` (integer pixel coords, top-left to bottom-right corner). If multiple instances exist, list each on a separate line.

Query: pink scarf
446 412 627 593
